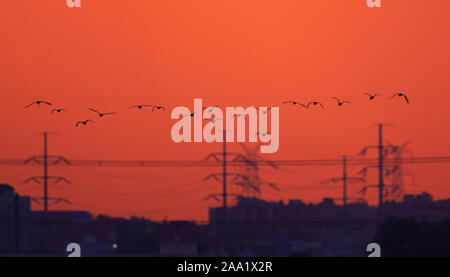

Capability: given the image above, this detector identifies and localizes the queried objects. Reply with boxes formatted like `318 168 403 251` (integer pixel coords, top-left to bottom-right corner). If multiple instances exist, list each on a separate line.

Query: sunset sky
1 0 450 221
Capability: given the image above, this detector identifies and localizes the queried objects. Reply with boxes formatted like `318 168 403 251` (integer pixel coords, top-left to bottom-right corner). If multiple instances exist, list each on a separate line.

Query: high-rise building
0 184 31 255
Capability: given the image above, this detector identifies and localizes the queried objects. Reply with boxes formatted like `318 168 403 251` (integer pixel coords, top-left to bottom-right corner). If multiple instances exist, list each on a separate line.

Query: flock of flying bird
24 92 409 127
282 92 408 108
24 101 168 127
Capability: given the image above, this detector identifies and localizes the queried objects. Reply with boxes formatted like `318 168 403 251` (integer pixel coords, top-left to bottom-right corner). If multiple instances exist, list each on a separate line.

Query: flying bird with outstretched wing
25 101 52 109
152 106 166 112
282 101 307 108
129 105 152 109
75 119 94 127
204 117 222 123
390 92 409 104
183 111 201 118
258 107 272 114
364 93 381 100
332 97 351 106
306 101 324 109
202 106 219 113
231 113 246 119
255 132 271 137
51 108 66 113
89 108 117 117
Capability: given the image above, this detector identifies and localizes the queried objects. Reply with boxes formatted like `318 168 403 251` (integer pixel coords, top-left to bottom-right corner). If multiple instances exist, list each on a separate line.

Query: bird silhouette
183 111 201 118
152 106 165 112
364 93 381 100
25 101 52 109
204 117 222 123
258 107 272 114
75 119 94 127
332 97 351 106
255 132 271 137
282 101 307 108
306 101 324 109
129 105 152 109
89 108 117 117
231 113 246 118
202 106 219 113
390 92 409 104
51 108 66 113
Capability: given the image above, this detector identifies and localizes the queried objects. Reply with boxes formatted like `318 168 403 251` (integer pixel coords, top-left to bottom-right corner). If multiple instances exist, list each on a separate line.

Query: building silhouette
0 184 31 254
2 178 450 256
208 192 450 256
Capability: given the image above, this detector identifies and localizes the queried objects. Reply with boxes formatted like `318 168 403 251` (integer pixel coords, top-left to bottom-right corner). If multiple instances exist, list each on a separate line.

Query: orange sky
1 0 450 221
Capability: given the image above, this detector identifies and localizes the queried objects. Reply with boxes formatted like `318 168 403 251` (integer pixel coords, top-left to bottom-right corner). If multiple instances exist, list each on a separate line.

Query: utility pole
342 155 347 217
377 124 384 223
204 131 259 221
222 131 227 216
43 132 49 213
322 155 365 231
357 123 396 227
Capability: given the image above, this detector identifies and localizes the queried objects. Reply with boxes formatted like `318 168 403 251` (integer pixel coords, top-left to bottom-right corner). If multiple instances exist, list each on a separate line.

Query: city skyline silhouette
1 0 450 223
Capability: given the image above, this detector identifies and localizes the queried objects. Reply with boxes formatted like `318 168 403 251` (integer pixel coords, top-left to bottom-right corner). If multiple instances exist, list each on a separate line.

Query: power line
2 156 450 167
2 129 450 220
321 155 365 228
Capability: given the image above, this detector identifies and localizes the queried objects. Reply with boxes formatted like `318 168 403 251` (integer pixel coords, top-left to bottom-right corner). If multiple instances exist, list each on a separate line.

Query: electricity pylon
236 143 279 198
23 132 71 213
383 140 413 202
203 131 256 214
